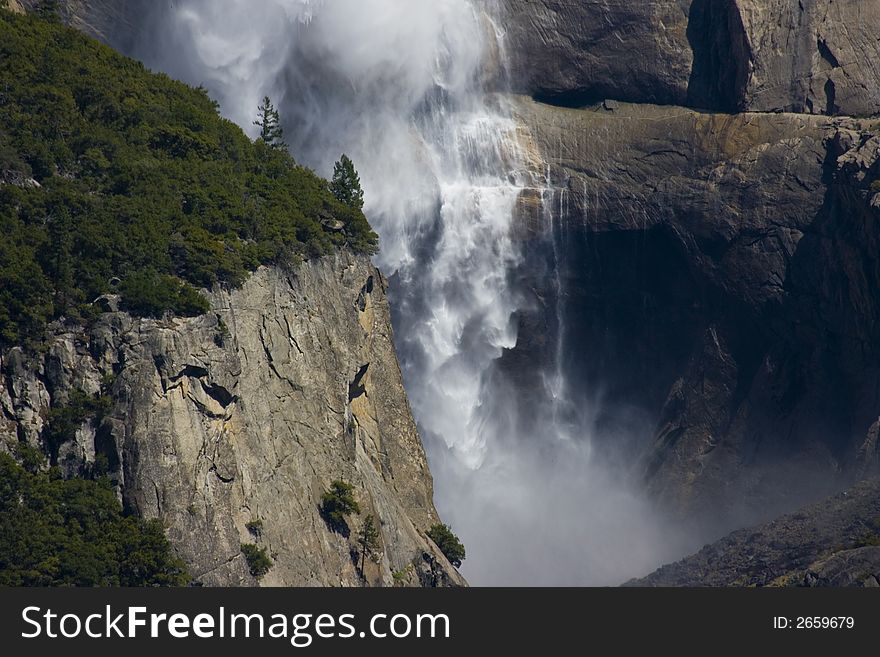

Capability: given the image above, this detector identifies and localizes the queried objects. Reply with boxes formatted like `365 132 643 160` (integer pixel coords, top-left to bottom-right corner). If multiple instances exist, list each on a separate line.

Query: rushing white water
135 0 688 584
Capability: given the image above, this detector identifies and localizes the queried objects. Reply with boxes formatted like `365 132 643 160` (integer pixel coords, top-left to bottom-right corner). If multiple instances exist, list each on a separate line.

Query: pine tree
320 480 360 534
330 154 365 211
357 514 381 578
426 523 465 568
253 95 286 150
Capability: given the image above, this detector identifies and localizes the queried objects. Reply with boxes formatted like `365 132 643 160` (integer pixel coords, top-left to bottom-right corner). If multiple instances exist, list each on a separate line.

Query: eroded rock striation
499 0 880 116
0 254 464 587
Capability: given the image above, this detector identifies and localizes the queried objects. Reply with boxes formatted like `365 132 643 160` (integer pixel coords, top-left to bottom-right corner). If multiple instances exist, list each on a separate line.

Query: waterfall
134 0 688 585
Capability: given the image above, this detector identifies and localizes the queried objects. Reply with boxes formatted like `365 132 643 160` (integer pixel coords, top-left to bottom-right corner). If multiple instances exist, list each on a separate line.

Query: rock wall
499 0 880 116
498 0 693 107
629 477 880 587
0 254 464 587
509 97 880 528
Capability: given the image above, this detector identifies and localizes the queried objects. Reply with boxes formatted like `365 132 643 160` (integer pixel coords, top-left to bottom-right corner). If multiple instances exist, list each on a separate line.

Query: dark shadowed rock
497 0 693 107
499 0 880 116
509 97 880 528
627 478 880 586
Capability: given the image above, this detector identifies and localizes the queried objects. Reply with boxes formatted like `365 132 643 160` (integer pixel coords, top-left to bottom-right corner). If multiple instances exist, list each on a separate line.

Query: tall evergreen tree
253 95 286 149
330 154 365 211
357 514 381 578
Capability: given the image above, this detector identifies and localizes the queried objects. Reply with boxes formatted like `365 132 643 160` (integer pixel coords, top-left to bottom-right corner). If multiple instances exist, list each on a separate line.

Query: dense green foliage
0 452 189 586
0 9 377 348
240 542 272 579
426 523 466 568
320 480 360 534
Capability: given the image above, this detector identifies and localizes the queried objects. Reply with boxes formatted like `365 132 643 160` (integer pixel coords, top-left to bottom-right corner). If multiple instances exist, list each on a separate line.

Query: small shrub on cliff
245 518 264 539
320 480 360 535
241 542 272 579
14 441 46 473
426 523 466 568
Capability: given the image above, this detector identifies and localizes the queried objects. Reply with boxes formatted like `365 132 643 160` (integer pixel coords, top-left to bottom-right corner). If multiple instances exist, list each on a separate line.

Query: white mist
134 0 688 585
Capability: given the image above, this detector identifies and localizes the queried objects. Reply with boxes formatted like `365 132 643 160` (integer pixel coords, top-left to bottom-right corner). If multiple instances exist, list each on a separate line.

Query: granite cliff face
499 0 880 116
0 254 464 586
492 0 880 537
509 99 880 527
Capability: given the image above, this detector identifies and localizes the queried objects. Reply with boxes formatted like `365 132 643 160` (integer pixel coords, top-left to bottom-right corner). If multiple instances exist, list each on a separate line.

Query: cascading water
134 0 688 584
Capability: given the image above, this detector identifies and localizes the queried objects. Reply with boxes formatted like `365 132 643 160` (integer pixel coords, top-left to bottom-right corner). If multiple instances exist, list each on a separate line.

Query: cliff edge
1 254 465 587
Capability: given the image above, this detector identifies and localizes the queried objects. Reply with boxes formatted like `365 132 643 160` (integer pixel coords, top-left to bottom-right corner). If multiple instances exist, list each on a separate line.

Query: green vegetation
253 96 286 150
0 452 189 586
392 565 412 586
245 518 264 539
426 523 466 568
214 316 231 346
331 154 365 211
43 388 111 463
0 9 377 349
13 441 46 473
356 514 381 577
240 542 272 579
320 479 360 534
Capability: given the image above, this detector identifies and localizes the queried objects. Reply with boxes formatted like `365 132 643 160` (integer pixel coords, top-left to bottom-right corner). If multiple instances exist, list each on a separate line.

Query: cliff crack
260 316 304 392
817 38 841 69
348 364 369 401
283 315 305 355
209 463 235 484
356 276 374 312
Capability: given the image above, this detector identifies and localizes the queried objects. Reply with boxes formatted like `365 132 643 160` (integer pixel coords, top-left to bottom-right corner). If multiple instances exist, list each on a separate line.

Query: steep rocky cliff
508 98 880 528
493 0 880 537
499 0 880 116
0 254 464 586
